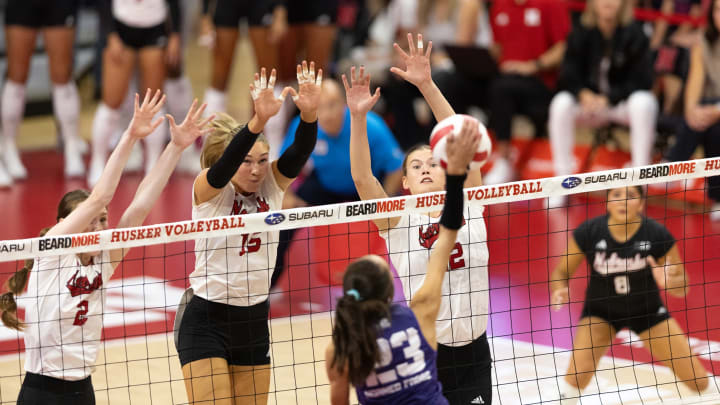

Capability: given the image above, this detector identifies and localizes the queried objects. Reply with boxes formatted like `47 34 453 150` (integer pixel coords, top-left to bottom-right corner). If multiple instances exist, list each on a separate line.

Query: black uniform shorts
176 295 271 367
114 19 168 50
6 0 79 28
212 0 276 28
17 372 94 405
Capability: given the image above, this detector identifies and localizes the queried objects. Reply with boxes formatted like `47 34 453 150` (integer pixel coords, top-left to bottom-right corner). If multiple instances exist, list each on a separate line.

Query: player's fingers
302 60 309 79
152 95 167 114
359 65 365 82
150 116 165 132
351 65 357 83
417 33 423 52
393 42 410 60
407 32 415 56
372 87 381 101
134 93 140 112
316 68 323 87
185 98 198 122
389 66 408 81
285 86 298 102
309 61 315 82
646 256 659 268
425 40 433 57
249 83 259 101
193 102 208 122
165 114 177 129
260 67 267 89
198 114 216 129
150 89 163 107
268 69 277 90
142 88 151 107
341 74 350 91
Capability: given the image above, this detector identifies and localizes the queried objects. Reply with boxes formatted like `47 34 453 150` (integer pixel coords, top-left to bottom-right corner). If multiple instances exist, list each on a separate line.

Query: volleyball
429 114 492 170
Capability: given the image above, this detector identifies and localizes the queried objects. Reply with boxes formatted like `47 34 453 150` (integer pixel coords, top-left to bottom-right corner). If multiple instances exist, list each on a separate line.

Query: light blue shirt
281 108 404 195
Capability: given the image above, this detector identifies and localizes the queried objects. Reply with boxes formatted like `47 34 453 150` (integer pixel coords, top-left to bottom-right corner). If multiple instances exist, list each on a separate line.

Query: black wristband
277 119 318 178
206 125 260 189
440 173 466 230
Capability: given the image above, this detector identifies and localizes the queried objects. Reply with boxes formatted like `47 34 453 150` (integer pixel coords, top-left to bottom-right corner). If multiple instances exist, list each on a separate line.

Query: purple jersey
355 305 448 405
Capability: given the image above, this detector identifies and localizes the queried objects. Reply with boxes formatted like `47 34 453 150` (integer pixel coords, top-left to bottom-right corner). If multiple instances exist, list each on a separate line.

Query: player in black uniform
550 186 715 404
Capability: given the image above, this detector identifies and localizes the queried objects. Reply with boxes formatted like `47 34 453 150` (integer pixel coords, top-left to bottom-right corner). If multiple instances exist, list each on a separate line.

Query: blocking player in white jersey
0 90 214 404
175 62 320 405
346 34 491 405
88 0 182 186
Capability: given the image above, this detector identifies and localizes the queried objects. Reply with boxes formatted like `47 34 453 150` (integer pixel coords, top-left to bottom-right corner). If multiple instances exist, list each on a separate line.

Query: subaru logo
264 213 285 225
561 177 582 189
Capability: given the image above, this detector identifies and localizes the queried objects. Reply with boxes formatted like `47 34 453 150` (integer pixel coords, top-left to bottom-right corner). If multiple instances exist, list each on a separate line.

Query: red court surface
1 151 719 378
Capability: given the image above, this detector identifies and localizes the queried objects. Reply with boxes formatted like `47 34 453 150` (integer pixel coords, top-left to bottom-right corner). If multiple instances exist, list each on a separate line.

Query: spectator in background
483 0 571 184
1 0 87 186
386 0 493 149
548 0 657 207
271 78 404 288
642 0 703 131
666 0 720 220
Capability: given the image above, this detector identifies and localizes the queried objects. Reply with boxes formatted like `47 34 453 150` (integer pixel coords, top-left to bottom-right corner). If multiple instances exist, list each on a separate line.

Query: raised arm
272 60 321 191
344 66 401 230
46 90 166 237
409 117 480 349
194 68 292 204
390 33 455 122
549 237 586 310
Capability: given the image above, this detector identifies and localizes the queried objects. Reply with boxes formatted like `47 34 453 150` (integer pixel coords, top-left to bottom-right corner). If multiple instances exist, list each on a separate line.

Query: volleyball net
1 158 720 404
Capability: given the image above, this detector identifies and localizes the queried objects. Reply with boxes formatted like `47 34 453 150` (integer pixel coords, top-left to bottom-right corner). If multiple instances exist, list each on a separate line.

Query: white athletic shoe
64 139 85 178
0 161 13 188
710 203 720 222
484 157 514 185
2 138 27 179
124 142 143 173
87 156 105 187
177 146 201 175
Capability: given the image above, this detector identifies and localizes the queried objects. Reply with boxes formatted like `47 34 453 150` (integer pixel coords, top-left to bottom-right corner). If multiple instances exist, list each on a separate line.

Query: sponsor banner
1 158 720 263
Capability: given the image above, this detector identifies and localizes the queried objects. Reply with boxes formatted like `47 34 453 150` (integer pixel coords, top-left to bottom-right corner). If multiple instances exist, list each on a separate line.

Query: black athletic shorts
176 295 271 366
114 19 168 50
286 0 338 25
581 300 671 334
437 333 493 405
212 0 276 28
17 372 95 405
5 0 79 28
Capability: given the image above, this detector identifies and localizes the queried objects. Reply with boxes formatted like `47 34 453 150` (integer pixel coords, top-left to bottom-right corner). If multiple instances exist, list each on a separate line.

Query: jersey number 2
449 243 465 270
365 327 427 387
73 300 89 326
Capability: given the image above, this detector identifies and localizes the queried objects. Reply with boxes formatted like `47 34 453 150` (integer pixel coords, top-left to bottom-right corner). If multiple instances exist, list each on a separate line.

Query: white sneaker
710 203 720 222
124 142 143 173
2 138 27 179
484 157 514 185
64 139 85 178
177 146 201 175
0 161 13 188
546 195 568 208
87 156 105 187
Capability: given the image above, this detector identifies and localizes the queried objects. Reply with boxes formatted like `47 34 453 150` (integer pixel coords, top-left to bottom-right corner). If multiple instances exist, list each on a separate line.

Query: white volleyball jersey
22 251 115 381
190 173 284 307
380 205 489 346
113 0 167 28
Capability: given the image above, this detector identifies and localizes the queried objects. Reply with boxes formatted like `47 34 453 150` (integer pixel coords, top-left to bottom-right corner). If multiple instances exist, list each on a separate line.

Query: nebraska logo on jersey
231 197 271 215
66 270 103 297
418 219 467 249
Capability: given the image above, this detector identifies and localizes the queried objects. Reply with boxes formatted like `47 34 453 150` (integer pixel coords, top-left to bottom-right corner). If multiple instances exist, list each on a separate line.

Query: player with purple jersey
324 109 482 405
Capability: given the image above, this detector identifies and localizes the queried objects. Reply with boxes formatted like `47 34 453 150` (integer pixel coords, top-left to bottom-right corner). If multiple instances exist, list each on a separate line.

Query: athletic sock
1 80 27 179
165 75 193 124
52 81 85 177
144 107 168 174
204 87 226 117
89 103 121 186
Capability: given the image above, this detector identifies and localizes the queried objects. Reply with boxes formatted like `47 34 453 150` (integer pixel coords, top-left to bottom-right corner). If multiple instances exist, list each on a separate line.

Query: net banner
1 157 719 262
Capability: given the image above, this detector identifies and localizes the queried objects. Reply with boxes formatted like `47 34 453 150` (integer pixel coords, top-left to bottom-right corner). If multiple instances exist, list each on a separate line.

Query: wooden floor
1 313 718 405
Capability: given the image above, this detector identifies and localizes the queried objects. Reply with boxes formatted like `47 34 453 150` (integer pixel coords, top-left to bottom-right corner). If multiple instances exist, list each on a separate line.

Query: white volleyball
429 114 492 170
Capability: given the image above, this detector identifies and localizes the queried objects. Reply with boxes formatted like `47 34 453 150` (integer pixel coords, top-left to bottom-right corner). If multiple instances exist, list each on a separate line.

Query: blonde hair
581 0 634 28
200 113 270 170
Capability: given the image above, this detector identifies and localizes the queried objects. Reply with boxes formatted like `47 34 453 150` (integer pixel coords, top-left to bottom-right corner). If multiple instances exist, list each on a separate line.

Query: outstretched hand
390 33 433 89
167 99 215 149
128 89 166 139
445 117 480 175
250 67 293 124
551 287 569 311
342 66 381 117
648 255 686 292
287 60 322 121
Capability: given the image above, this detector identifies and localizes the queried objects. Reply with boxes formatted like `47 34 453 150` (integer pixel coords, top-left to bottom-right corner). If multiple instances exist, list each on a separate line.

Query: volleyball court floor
0 151 719 404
